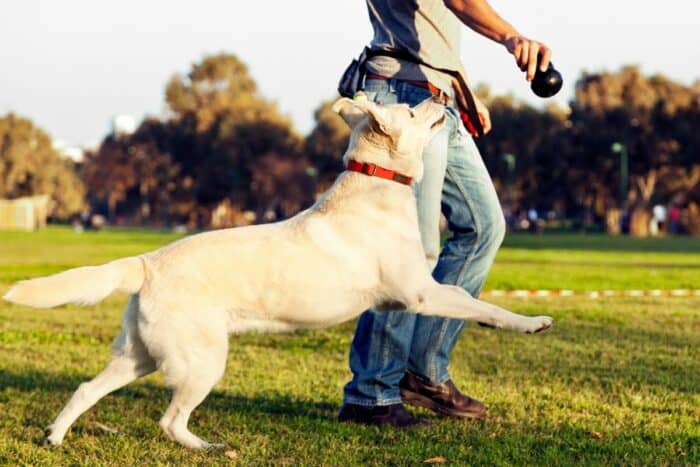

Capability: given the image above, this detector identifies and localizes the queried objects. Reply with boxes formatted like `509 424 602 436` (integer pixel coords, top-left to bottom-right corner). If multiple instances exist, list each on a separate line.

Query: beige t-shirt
364 0 466 95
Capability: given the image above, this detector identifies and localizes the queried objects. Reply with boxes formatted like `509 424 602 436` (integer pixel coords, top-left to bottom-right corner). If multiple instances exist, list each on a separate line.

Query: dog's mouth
431 114 446 130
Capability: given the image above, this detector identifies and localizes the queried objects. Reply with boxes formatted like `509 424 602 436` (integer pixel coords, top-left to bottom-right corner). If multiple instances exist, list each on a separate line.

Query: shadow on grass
1 369 696 464
0 368 337 424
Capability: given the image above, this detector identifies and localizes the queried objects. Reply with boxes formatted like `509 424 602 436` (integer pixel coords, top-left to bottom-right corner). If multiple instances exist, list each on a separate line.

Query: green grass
487 233 700 291
0 227 698 465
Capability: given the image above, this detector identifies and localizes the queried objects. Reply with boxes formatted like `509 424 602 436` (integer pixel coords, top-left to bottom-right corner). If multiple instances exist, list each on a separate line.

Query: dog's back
135 171 413 329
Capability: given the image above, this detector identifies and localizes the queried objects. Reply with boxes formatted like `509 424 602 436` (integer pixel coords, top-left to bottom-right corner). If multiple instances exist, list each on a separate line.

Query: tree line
1 53 699 234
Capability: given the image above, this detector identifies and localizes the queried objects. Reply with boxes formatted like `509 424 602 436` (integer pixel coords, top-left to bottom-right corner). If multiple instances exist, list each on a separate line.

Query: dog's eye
408 109 416 118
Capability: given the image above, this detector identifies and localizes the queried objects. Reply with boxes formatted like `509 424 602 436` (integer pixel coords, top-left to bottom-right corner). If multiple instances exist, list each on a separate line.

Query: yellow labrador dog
4 97 552 449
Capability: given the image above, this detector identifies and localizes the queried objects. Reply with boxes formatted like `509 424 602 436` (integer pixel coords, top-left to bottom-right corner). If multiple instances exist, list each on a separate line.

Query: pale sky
1 0 698 147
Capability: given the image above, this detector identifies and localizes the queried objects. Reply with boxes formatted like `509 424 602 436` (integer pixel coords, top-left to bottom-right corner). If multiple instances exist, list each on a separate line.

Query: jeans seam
428 321 450 382
377 314 391 403
445 165 481 287
427 165 480 382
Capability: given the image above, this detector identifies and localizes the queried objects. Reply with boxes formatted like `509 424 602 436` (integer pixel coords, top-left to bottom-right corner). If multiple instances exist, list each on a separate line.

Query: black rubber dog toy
531 61 563 98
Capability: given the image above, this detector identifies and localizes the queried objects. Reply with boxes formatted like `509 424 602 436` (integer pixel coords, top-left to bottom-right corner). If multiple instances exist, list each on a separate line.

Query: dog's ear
362 103 393 138
332 98 393 137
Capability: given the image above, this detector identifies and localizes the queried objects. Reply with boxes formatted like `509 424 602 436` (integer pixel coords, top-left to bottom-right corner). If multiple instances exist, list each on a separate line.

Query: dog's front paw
523 316 553 334
41 426 63 447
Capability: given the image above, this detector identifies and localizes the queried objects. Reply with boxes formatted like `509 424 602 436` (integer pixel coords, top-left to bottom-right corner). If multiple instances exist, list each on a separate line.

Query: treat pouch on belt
338 48 369 99
337 47 484 138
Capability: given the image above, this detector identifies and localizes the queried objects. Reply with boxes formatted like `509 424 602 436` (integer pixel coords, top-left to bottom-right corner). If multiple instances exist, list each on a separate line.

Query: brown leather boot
399 371 486 420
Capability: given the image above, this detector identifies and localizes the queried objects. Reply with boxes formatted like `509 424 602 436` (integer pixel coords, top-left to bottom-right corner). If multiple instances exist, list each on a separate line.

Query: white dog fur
3 97 552 449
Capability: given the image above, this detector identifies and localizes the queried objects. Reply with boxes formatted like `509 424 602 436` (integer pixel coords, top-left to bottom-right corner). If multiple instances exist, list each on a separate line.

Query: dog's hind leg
157 328 228 449
44 295 156 446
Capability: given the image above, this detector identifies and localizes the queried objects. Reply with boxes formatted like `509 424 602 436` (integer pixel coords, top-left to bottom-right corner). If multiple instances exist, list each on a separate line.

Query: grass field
0 227 698 465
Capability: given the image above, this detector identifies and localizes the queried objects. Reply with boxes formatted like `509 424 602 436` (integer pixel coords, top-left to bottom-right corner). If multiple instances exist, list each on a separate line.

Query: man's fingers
512 41 523 66
480 112 492 134
506 36 553 79
539 46 552 71
518 41 529 70
477 110 491 134
526 42 539 81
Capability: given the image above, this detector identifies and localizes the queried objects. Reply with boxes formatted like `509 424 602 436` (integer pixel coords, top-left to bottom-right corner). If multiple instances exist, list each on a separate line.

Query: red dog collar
346 159 413 186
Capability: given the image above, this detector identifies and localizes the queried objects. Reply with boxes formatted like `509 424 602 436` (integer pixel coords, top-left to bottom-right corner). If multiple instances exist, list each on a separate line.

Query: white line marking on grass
480 289 700 299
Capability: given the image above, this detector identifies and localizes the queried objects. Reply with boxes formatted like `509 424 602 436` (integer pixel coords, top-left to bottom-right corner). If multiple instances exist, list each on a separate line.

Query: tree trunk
629 207 650 237
108 193 117 222
683 202 700 235
606 209 622 235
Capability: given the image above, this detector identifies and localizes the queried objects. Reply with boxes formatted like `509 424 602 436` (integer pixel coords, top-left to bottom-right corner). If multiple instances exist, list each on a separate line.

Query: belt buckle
363 163 377 176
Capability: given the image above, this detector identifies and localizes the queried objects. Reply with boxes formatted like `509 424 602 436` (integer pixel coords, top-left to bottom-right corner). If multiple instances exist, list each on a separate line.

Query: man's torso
365 0 463 94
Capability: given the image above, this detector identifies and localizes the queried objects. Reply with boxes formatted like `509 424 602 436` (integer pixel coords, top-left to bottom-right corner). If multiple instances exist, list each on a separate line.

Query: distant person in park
652 204 667 235
668 204 681 234
338 0 554 427
528 207 540 233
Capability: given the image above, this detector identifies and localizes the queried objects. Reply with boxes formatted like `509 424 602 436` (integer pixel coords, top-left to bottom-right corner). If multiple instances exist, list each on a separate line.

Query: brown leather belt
365 72 451 105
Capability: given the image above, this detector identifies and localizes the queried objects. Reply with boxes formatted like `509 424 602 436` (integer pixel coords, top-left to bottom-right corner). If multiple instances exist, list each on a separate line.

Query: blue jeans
343 78 506 406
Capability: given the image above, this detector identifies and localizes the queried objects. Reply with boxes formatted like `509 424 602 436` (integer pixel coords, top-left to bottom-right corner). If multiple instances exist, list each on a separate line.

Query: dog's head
332 97 447 182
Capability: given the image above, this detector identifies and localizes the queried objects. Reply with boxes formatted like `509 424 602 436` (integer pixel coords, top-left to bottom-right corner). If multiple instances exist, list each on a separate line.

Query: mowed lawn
0 227 698 465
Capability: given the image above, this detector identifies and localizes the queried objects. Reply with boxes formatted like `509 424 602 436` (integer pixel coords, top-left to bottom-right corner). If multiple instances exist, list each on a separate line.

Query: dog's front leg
411 283 552 333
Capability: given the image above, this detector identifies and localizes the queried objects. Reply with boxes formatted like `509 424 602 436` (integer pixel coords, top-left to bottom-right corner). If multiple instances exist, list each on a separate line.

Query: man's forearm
443 0 519 45
444 0 552 80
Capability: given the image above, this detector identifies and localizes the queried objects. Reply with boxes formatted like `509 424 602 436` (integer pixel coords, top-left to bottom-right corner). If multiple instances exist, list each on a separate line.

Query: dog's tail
3 257 144 308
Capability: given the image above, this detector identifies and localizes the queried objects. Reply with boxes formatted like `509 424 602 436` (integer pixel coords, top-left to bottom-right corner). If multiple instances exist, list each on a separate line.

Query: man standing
339 0 553 427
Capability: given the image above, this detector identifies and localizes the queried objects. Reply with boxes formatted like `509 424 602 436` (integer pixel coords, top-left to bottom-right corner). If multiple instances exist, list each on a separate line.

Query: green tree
476 68 700 234
569 66 700 234
82 136 137 221
81 119 181 223
164 53 305 213
476 86 569 214
83 53 312 226
0 113 84 218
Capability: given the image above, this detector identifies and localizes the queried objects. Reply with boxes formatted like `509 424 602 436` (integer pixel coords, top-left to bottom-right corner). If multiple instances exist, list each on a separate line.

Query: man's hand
443 0 553 82
474 96 491 134
502 35 551 82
